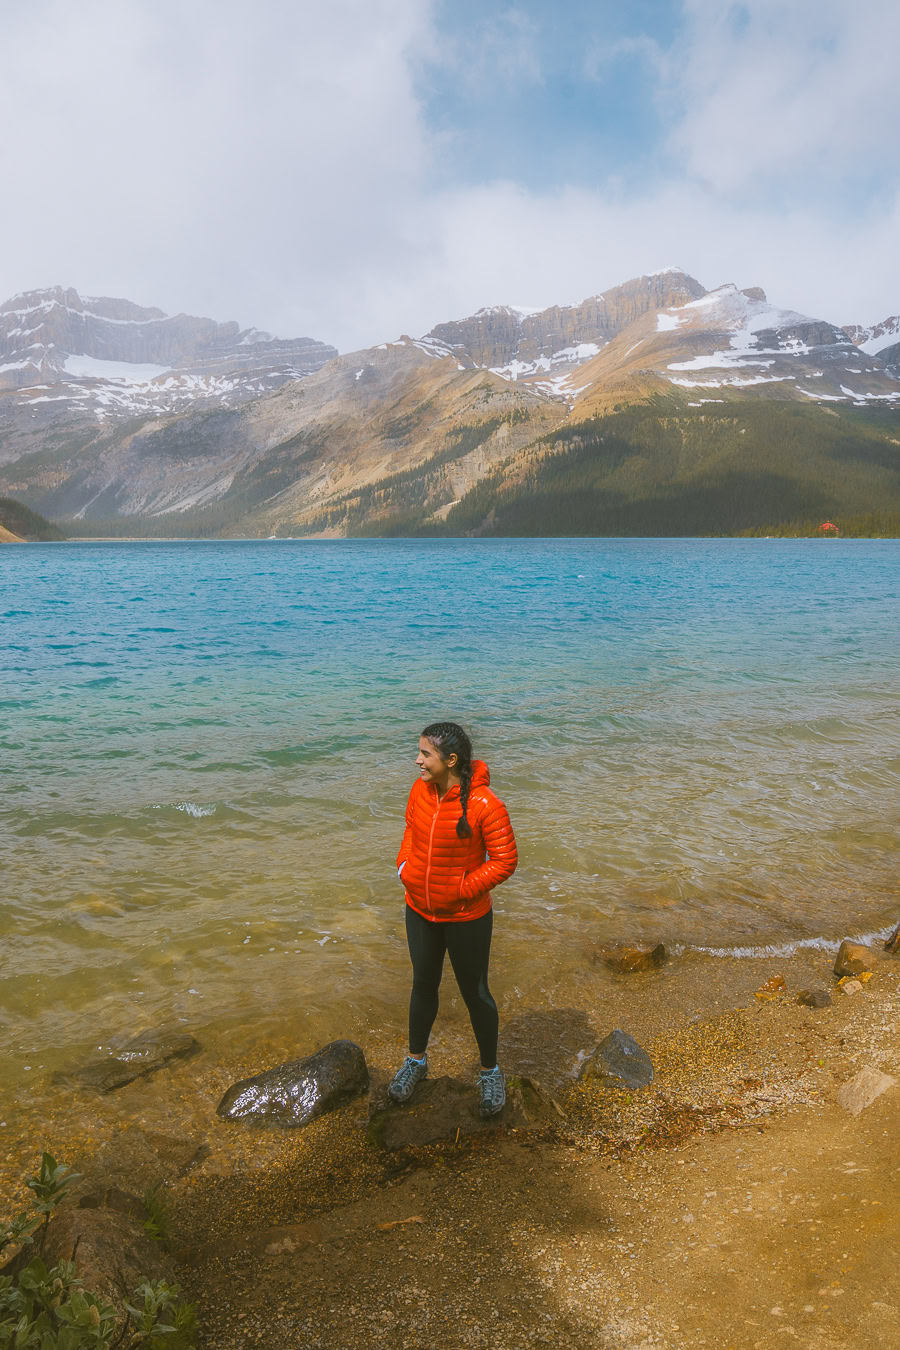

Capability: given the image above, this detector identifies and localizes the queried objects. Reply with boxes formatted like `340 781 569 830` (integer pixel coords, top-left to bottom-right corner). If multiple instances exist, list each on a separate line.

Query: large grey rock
368 1074 564 1151
54 1029 202 1093
579 1029 654 1090
217 1039 369 1128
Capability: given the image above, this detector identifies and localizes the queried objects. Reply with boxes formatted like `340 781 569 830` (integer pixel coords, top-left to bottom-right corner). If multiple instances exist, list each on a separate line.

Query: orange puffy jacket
397 760 517 923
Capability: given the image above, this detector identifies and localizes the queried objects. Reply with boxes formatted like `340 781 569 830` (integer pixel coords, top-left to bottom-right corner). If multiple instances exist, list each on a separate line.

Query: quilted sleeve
396 788 415 871
459 795 517 900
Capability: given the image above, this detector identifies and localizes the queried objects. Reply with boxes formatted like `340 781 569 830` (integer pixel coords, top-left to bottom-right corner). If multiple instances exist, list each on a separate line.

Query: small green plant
0 1154 197 1349
141 1188 171 1248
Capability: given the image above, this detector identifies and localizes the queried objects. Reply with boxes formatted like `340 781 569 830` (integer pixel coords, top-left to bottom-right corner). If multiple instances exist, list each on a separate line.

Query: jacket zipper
423 790 443 913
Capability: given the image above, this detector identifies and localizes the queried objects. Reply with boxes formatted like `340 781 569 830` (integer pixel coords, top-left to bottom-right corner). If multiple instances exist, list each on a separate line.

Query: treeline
0 495 66 540
430 397 900 537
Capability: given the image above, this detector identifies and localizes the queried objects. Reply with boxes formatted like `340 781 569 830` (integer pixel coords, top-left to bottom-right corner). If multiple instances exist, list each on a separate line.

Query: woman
390 721 518 1117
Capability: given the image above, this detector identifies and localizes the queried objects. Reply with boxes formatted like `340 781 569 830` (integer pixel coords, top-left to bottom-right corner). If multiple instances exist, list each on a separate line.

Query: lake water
2 538 899 1101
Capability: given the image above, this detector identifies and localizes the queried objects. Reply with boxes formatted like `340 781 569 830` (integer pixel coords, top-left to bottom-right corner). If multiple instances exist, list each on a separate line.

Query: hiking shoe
388 1055 428 1104
479 1066 506 1118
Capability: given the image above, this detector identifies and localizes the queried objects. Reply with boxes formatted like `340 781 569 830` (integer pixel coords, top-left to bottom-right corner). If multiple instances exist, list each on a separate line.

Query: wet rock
578 1029 654 1090
836 1065 897 1116
592 942 667 973
54 1029 201 1093
834 940 876 978
367 1074 564 1151
217 1039 368 1128
43 1204 171 1324
797 988 832 1009
72 1127 210 1201
754 974 787 1000
884 922 900 953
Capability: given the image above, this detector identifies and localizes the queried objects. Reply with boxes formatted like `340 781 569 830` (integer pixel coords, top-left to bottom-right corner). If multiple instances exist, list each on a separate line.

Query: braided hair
422 721 473 838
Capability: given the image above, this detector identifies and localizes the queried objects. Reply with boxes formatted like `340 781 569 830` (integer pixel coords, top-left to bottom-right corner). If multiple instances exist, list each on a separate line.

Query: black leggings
405 905 498 1067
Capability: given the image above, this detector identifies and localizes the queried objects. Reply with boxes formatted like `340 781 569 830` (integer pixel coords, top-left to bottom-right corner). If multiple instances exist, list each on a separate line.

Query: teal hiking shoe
388 1055 428 1104
479 1066 506 1118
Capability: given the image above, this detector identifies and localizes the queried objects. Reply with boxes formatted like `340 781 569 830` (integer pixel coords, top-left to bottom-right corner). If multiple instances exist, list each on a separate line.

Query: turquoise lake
1 538 899 1090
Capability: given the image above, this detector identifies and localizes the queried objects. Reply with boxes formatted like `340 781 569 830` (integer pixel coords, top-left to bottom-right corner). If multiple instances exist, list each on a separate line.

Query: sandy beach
3 937 897 1349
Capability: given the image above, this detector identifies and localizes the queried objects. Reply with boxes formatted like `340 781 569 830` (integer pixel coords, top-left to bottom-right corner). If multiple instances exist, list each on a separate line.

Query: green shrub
0 1154 196 1350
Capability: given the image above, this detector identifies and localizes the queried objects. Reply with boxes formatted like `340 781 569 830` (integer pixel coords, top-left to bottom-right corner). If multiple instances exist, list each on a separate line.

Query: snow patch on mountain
63 354 171 382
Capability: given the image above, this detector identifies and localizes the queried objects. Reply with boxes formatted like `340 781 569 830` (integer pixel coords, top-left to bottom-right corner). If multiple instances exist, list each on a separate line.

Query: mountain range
1 270 899 538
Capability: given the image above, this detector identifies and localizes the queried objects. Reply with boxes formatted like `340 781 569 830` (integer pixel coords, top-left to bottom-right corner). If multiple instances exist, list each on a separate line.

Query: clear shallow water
2 538 899 1088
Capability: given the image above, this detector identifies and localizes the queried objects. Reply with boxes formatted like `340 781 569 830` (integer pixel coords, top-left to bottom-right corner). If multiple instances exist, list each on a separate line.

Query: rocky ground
2 944 898 1349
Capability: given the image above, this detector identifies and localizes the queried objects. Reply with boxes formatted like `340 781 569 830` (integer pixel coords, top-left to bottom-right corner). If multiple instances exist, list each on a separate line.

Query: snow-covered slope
0 287 337 455
563 284 900 415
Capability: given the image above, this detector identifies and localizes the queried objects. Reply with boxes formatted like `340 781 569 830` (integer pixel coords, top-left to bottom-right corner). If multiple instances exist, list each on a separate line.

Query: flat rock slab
72 1126 210 1201
217 1038 368 1128
54 1029 202 1093
837 1065 897 1116
368 1074 564 1151
834 940 877 978
579 1029 654 1090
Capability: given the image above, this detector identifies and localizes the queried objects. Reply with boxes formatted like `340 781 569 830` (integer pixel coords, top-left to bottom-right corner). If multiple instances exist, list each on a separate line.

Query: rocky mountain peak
420 269 707 395
0 286 338 444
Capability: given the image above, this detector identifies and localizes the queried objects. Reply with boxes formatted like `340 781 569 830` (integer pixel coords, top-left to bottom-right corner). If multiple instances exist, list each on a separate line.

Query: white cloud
670 0 900 195
1 0 898 351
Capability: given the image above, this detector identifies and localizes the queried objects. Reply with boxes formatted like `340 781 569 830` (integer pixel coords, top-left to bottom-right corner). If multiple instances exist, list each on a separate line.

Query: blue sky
421 2 682 194
2 1 899 349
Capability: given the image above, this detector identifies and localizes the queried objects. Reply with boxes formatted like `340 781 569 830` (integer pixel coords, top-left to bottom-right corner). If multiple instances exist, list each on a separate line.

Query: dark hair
422 721 473 838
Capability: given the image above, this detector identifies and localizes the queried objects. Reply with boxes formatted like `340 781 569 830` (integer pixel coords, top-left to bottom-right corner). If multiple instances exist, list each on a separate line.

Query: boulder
42 1203 171 1324
836 1066 897 1116
834 941 876 979
54 1029 201 1093
578 1029 654 1090
797 988 832 1009
367 1074 564 1151
217 1039 368 1128
592 942 667 974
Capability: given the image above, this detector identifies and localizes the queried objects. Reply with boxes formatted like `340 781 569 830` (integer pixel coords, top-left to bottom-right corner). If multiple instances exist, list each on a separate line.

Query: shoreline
3 935 898 1348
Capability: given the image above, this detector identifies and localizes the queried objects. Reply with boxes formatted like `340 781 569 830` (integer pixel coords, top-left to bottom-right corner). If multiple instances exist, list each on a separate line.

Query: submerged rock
217 1039 368 1128
579 1029 654 1090
834 940 876 978
591 942 667 973
368 1073 564 1151
54 1029 202 1093
797 988 832 1009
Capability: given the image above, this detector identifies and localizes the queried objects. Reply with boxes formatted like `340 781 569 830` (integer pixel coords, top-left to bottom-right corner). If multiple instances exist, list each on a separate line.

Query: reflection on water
2 538 899 1098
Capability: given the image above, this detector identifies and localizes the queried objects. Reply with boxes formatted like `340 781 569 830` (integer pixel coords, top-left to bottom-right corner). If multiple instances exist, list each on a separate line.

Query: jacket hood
470 760 490 788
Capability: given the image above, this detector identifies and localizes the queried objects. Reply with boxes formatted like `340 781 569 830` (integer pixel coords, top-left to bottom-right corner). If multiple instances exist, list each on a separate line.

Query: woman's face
416 735 456 784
